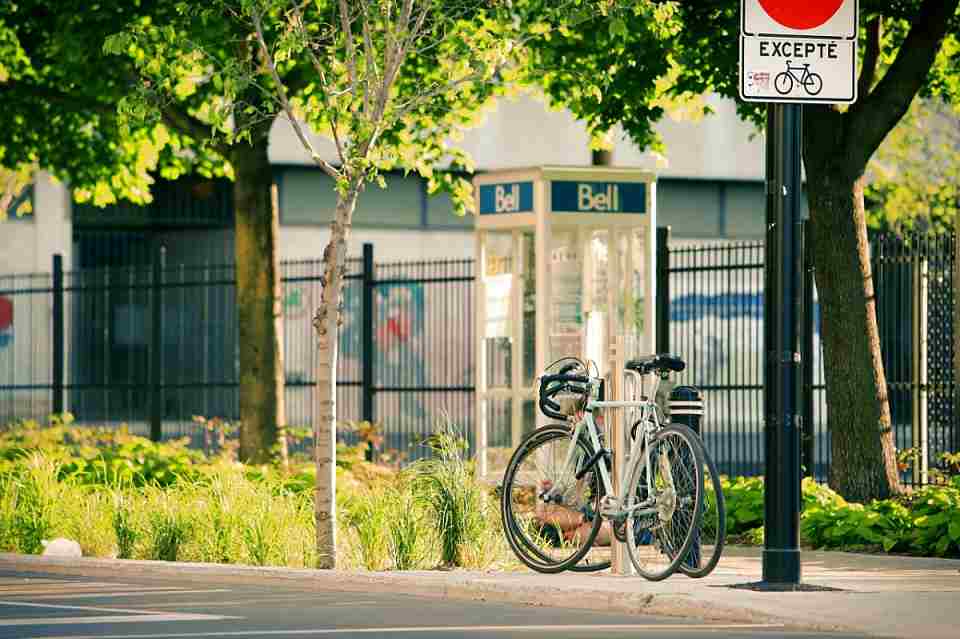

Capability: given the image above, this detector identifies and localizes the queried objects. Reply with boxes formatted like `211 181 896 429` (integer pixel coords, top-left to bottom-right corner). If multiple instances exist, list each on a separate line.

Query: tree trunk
313 179 363 569
803 146 900 501
232 137 287 465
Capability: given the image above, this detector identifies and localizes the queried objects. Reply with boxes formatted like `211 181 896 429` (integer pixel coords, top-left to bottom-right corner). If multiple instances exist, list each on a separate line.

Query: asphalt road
0 569 870 639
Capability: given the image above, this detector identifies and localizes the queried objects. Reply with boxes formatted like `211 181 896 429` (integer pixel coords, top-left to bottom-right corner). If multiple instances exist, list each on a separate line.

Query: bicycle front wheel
677 435 726 578
500 425 604 573
624 424 704 581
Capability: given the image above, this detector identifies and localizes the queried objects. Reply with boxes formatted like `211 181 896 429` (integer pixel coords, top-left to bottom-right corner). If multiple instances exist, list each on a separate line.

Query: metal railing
0 229 954 479
0 245 474 462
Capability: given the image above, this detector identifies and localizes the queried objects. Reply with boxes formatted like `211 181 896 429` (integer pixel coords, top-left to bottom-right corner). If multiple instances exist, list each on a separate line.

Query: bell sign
740 0 858 104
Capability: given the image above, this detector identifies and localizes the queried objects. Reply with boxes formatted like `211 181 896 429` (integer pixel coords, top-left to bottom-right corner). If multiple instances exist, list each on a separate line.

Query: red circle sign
758 0 844 30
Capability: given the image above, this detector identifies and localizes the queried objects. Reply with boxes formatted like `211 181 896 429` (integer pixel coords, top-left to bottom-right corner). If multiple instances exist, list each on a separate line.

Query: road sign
740 0 858 104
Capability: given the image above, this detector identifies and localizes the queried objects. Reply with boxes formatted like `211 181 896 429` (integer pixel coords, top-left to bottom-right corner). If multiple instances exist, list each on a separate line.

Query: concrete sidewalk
2 547 958 638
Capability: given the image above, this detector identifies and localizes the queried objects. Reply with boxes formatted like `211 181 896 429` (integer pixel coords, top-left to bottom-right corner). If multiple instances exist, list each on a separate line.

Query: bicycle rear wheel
624 424 704 581
500 425 604 573
677 435 726 578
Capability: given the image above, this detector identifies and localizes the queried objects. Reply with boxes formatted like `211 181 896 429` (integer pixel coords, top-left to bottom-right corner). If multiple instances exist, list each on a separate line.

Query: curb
0 553 785 627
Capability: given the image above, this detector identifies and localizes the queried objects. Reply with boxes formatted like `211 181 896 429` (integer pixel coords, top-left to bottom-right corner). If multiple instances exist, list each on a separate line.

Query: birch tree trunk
313 180 362 569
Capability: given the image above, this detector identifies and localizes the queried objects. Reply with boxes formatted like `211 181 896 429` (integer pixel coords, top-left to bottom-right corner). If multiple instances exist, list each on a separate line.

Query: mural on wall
670 290 821 387
375 283 427 433
0 296 12 351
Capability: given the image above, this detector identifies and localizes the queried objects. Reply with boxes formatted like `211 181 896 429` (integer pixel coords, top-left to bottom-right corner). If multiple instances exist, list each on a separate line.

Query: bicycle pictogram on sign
774 61 823 96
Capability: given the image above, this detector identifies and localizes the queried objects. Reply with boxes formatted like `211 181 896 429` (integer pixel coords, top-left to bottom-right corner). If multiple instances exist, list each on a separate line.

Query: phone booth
473 166 657 479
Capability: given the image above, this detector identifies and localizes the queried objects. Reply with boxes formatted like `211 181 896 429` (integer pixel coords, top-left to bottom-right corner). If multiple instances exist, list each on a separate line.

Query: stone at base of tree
41 538 82 558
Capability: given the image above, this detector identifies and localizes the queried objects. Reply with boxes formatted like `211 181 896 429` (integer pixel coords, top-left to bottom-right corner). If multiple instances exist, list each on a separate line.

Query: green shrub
6 454 60 554
112 492 139 559
383 477 431 570
412 419 495 569
341 486 392 570
904 482 960 556
144 489 193 562
723 476 765 536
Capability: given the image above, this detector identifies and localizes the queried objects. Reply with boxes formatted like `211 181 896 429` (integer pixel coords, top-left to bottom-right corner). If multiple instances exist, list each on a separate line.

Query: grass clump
412 419 498 569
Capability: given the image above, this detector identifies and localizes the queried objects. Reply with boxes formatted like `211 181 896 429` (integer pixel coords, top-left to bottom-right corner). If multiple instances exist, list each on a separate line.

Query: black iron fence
659 228 957 485
0 246 473 462
0 230 955 480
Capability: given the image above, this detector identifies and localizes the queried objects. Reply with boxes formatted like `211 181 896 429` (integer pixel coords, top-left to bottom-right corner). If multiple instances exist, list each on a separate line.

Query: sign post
740 0 858 587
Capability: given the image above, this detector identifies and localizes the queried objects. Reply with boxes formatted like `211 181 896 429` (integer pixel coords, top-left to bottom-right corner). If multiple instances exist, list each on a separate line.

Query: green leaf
609 18 627 39
949 520 960 542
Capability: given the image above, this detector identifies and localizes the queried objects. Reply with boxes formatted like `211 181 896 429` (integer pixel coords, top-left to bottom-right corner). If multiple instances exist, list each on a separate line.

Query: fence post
912 253 929 485
361 243 375 460
150 241 165 442
801 221 815 479
52 254 64 415
954 223 959 455
656 226 671 354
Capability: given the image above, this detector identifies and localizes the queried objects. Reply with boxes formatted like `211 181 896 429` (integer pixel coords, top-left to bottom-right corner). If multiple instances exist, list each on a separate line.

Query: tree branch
3 80 117 117
361 3 379 116
856 17 881 99
846 0 960 171
160 104 229 157
251 5 340 180
338 0 360 102
289 0 347 167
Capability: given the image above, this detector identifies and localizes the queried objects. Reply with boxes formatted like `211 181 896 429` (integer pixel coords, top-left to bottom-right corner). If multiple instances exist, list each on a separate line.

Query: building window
279 166 473 230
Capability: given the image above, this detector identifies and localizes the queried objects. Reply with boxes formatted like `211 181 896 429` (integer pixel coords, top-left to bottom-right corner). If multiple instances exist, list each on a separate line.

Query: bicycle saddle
625 354 686 375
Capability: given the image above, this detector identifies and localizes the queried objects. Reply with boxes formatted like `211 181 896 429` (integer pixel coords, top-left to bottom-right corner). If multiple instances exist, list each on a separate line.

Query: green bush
0 417 205 487
723 476 765 536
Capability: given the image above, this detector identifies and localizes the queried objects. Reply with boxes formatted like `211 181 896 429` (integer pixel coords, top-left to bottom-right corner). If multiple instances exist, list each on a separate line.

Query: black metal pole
52 254 64 415
656 226 671 354
361 242 375 461
801 220 815 479
762 103 802 585
150 241 165 442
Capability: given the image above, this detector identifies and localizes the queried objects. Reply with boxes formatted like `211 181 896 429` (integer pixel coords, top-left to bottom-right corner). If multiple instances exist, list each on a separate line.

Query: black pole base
762 548 801 584
728 581 842 593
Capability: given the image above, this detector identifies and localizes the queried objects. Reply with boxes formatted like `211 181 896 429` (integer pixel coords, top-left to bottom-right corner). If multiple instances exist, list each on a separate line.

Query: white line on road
7 588 233 600
23 623 786 638
107 598 380 609
2 613 239 627
0 582 128 592
0 599 174 615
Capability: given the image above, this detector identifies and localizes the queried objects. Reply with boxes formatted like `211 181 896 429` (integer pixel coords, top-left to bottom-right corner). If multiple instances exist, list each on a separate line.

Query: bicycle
499 355 713 580
774 61 823 96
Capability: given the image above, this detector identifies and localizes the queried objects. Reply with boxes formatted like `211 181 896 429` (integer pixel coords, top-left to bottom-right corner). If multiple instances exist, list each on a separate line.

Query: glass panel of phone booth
520 231 537 390
483 231 512 390
517 231 538 442
585 230 609 378
483 396 512 475
548 229 584 365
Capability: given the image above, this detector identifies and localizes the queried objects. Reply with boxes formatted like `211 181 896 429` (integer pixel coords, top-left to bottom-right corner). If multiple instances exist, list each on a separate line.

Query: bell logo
495 184 520 213
577 184 620 212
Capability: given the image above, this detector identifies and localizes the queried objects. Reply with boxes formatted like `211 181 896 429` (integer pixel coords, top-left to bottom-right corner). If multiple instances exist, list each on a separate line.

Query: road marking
25 623 787 638
0 599 176 615
2 613 238 627
9 588 233 600
108 598 380 609
0 581 127 592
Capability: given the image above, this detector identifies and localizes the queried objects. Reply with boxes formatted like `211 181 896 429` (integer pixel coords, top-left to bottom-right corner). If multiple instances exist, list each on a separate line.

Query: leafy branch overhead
103 1 528 215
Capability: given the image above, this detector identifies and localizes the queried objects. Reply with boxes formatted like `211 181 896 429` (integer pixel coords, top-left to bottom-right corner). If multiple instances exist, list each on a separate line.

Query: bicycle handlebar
538 373 594 420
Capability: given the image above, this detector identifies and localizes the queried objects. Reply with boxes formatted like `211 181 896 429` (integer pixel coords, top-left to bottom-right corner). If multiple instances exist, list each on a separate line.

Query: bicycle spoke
501 426 604 573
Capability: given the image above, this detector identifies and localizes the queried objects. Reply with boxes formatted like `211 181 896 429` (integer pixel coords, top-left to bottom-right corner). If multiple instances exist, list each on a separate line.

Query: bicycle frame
542 371 668 522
